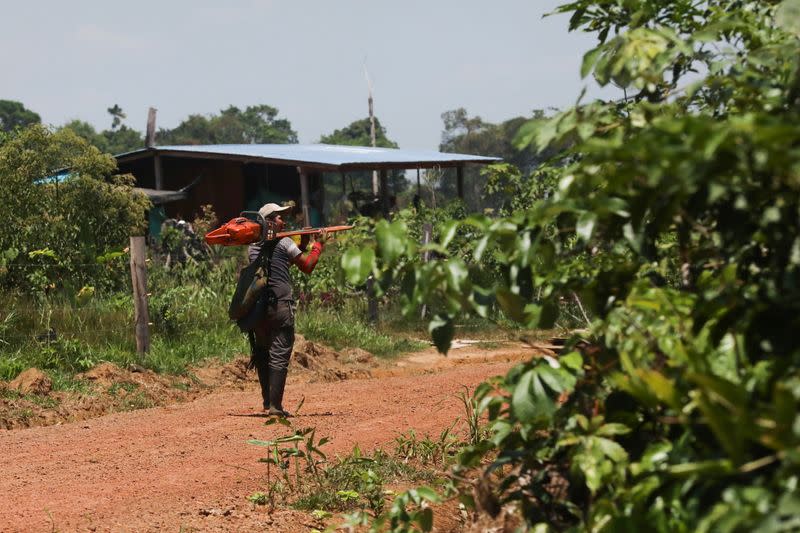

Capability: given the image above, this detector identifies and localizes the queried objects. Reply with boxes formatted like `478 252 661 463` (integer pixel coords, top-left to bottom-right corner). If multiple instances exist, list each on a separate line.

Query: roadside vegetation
245 404 475 532
330 0 800 531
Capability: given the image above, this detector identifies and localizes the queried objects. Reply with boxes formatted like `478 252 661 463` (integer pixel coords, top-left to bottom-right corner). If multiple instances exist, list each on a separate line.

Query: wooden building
114 144 499 236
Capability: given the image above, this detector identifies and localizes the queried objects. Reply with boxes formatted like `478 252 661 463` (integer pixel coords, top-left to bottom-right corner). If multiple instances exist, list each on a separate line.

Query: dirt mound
9 367 52 395
191 357 255 388
0 362 202 430
341 347 375 364
291 334 373 382
82 361 135 385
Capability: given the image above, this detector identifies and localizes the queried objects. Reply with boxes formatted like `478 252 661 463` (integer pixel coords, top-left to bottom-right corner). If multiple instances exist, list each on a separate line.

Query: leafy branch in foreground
343 0 800 530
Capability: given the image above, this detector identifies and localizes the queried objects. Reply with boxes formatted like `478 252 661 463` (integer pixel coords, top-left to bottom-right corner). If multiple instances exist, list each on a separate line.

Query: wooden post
146 108 162 190
340 171 348 220
365 66 379 197
456 165 464 200
416 168 421 198
420 223 432 319
380 169 390 218
298 167 311 226
315 171 325 224
145 107 157 147
366 275 378 323
129 236 150 355
154 154 163 190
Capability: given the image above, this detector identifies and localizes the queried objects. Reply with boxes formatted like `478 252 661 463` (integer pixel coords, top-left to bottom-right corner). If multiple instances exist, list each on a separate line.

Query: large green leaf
596 436 628 462
340 247 375 285
512 366 558 426
375 219 407 264
512 369 538 423
576 211 597 241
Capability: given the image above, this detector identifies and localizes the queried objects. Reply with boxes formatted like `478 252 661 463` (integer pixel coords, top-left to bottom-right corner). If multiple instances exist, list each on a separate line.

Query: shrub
0 125 149 293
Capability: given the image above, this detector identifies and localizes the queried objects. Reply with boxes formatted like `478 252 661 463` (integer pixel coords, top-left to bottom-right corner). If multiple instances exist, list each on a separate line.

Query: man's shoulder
247 243 261 263
277 237 302 258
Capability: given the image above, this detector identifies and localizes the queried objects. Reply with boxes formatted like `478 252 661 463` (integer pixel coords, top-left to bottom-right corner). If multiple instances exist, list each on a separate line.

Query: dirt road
0 345 533 532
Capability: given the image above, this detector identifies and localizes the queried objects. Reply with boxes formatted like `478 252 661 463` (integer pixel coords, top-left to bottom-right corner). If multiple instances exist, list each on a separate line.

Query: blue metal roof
115 143 499 170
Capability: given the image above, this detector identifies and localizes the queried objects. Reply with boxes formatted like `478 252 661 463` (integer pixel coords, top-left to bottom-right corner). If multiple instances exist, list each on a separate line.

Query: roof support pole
154 154 163 190
145 107 157 147
456 165 464 200
146 107 163 191
416 168 421 198
299 167 312 227
380 169 390 218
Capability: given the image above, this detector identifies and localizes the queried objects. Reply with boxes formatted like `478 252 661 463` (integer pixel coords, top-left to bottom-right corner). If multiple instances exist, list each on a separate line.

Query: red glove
293 241 323 274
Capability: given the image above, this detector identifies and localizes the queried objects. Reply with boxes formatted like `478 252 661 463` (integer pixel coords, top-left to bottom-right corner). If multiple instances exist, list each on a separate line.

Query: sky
2 0 620 151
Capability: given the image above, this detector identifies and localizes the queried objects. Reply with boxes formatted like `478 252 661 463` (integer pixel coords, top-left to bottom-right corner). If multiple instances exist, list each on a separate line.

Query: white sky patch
4 0 622 151
74 24 147 52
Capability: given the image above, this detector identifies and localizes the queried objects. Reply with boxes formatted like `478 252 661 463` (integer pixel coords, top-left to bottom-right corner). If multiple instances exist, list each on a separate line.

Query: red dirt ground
0 342 537 532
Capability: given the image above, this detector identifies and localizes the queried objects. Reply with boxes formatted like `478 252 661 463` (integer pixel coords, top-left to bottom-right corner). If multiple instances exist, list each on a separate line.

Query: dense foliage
438 108 555 211
320 117 398 150
157 104 298 145
60 119 144 156
343 0 800 530
0 100 40 133
0 125 150 292
319 116 407 206
52 103 299 154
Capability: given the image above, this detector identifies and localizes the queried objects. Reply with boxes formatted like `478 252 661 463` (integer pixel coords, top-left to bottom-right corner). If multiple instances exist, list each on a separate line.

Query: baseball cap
258 203 292 219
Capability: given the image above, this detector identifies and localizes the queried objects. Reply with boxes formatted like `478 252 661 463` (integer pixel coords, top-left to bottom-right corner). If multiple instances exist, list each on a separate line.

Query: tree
59 105 144 155
60 120 106 150
157 105 298 145
102 105 143 154
0 125 149 292
320 116 398 149
344 0 800 530
0 100 40 133
107 104 126 130
319 116 406 208
437 108 550 211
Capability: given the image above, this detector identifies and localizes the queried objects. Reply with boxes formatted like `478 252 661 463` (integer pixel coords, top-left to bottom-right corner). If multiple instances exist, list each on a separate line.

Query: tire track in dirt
0 352 529 532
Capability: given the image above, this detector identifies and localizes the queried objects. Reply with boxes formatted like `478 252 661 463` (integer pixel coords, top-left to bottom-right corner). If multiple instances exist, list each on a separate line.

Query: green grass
120 391 155 411
144 325 246 374
0 262 247 384
292 447 434 513
296 305 425 358
378 298 563 342
108 381 138 396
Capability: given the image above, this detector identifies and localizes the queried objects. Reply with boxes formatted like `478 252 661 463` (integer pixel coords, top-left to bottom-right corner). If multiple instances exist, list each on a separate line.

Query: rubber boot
268 368 290 417
251 343 269 410
255 364 270 410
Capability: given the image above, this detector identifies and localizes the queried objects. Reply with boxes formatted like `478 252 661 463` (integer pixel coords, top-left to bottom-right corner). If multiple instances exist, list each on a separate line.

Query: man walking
248 203 327 416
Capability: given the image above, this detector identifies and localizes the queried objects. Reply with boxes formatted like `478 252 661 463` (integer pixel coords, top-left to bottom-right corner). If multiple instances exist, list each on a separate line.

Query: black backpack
228 240 278 332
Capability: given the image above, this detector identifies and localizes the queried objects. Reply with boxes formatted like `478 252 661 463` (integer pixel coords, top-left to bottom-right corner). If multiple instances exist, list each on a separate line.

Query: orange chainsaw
205 211 354 246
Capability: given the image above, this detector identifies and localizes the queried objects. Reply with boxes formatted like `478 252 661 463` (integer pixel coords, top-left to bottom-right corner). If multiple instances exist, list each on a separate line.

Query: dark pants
252 300 295 370
252 301 295 408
